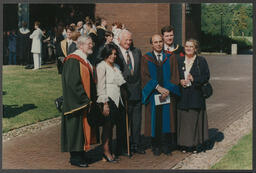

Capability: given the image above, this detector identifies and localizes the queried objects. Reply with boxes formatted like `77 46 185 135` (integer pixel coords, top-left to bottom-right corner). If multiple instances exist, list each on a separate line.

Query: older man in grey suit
115 30 145 156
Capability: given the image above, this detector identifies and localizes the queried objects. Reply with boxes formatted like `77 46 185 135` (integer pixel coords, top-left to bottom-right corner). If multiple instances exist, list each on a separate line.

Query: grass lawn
3 64 62 133
211 131 252 170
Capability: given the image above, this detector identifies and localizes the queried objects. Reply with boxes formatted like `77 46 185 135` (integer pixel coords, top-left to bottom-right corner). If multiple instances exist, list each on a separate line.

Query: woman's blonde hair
185 38 200 54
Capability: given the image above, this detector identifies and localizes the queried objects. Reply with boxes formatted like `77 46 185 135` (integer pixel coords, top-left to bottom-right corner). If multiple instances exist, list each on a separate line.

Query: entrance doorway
29 4 95 30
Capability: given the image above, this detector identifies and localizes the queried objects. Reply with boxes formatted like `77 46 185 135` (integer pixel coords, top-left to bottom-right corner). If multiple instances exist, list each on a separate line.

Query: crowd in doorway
3 15 125 69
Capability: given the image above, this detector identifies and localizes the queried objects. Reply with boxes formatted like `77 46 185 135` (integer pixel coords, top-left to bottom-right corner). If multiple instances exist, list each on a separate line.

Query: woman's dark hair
105 31 114 37
101 43 118 60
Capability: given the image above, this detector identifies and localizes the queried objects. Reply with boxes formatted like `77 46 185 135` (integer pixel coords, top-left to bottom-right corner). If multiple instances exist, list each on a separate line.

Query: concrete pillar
231 44 237 55
18 3 29 28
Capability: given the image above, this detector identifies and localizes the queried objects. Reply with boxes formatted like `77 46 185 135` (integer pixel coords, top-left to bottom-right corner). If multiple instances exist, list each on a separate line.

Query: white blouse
96 61 126 107
184 55 196 74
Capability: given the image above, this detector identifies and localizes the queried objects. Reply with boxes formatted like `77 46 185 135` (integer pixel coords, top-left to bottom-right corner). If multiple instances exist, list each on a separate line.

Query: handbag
196 57 213 99
87 101 105 127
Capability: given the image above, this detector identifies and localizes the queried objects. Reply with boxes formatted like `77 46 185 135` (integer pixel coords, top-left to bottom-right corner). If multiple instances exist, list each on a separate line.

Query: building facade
4 3 201 54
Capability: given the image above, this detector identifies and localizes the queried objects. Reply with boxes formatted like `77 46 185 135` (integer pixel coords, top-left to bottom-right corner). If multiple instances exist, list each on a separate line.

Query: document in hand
154 94 170 106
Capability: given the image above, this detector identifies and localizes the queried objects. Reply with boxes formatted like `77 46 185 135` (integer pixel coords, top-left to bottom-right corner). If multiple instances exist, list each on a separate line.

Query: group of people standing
60 22 211 168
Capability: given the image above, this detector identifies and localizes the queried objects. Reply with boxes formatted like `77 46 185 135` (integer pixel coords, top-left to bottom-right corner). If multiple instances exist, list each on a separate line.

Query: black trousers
152 105 169 149
100 99 126 156
115 102 127 155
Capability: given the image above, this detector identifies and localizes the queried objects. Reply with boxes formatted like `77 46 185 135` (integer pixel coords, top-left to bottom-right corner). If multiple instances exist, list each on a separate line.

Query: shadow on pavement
80 128 224 164
40 66 53 70
3 104 38 118
205 128 224 151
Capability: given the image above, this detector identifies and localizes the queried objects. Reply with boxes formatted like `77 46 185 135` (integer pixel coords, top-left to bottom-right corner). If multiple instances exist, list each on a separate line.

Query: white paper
184 71 192 87
154 94 170 106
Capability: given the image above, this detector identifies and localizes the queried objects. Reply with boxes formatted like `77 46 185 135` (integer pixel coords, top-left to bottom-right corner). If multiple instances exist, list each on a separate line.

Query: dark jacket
115 46 142 101
56 40 77 74
177 55 210 110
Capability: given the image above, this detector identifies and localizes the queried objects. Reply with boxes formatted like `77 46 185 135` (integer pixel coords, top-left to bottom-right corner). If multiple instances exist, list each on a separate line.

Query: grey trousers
127 100 142 147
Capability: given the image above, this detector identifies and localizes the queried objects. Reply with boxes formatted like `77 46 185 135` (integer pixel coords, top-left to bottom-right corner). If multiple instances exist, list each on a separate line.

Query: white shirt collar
119 44 130 53
164 43 174 51
153 51 163 61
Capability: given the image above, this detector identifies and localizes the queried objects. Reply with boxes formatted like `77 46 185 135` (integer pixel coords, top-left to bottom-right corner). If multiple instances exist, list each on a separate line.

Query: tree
201 3 252 37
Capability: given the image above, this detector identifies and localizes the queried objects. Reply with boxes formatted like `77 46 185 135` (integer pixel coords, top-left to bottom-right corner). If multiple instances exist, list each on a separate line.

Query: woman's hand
187 73 194 82
180 79 188 88
102 102 110 116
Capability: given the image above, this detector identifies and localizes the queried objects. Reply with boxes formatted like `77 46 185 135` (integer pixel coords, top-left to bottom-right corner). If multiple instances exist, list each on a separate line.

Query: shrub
200 32 252 54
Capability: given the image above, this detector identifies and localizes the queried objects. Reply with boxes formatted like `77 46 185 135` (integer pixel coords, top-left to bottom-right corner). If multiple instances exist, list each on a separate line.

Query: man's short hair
34 21 40 27
149 34 162 44
76 35 92 48
161 25 174 35
66 25 75 32
118 29 132 42
149 37 153 44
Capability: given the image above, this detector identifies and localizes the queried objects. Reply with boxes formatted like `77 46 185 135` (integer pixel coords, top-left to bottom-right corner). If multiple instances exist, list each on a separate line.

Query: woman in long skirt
177 38 210 153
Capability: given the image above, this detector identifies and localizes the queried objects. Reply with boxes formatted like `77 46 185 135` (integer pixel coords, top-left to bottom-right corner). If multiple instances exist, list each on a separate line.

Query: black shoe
132 147 146 154
162 145 171 155
102 154 117 163
152 147 161 156
70 160 89 167
25 64 33 69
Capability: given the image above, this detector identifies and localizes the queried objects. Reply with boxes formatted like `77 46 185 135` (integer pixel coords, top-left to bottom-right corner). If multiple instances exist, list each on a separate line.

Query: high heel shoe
102 154 117 163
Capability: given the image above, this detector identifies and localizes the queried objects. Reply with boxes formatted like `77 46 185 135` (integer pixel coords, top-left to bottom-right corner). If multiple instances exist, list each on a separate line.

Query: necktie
157 54 161 63
126 50 133 75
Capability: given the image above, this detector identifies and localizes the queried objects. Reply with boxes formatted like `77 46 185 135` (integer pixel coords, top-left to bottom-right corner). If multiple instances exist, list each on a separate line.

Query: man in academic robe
56 26 77 74
55 26 77 112
141 34 180 156
61 35 107 167
115 29 146 156
161 25 184 151
96 17 107 48
161 25 185 58
17 21 30 65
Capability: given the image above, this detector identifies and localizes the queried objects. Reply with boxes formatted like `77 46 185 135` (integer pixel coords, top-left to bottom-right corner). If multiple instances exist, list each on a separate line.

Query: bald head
151 34 163 53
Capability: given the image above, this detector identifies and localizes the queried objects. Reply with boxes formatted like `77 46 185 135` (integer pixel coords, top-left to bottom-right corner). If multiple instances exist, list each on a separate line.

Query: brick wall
95 3 170 54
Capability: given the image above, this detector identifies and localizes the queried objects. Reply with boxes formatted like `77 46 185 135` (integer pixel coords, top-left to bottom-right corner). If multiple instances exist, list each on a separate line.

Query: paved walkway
3 55 252 169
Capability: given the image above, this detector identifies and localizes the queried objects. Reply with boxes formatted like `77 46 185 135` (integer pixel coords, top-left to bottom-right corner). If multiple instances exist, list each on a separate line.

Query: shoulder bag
196 57 213 99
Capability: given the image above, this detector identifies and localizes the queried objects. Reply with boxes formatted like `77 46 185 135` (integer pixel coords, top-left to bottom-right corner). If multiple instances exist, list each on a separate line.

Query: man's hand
156 86 170 99
102 102 110 116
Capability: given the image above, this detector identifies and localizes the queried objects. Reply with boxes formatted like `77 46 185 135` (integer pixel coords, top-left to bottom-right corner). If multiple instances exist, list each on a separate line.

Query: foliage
3 64 62 133
211 131 252 170
201 3 253 37
200 32 252 53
